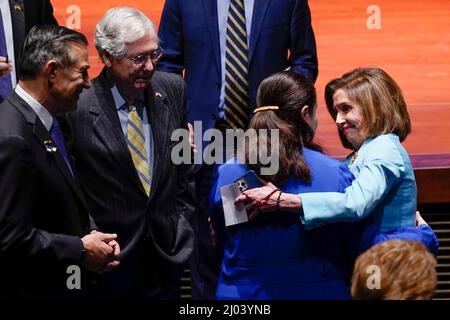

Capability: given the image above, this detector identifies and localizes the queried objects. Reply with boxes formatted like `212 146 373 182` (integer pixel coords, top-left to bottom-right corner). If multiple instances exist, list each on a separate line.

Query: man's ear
102 53 113 68
43 60 58 83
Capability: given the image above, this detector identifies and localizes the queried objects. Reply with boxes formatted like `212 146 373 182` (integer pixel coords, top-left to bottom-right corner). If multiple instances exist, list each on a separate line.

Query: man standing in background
158 0 318 299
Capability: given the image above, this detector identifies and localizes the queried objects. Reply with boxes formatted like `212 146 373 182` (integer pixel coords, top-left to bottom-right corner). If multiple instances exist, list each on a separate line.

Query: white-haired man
66 7 195 299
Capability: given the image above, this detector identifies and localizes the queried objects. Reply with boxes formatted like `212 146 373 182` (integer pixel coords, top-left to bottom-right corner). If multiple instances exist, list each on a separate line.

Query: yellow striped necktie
127 105 151 196
224 0 250 129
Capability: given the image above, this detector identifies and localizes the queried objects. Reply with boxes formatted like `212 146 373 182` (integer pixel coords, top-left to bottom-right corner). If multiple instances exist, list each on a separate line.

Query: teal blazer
301 134 416 232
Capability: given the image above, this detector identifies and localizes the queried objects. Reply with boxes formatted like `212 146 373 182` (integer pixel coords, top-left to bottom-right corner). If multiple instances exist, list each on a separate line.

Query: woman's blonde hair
325 67 411 149
352 240 437 300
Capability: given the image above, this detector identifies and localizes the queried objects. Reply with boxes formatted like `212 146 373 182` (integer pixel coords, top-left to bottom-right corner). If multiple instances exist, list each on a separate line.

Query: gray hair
95 7 156 59
19 25 88 80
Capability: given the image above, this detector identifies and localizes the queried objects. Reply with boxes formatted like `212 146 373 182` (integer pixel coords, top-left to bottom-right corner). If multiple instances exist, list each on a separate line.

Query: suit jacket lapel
7 92 89 210
35 118 92 216
248 0 271 65
145 83 170 202
202 0 221 76
201 0 272 71
33 120 77 189
90 70 147 196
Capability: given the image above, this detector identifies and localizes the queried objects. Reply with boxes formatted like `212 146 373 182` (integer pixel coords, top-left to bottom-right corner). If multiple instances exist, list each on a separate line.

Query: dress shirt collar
15 83 53 131
111 85 145 111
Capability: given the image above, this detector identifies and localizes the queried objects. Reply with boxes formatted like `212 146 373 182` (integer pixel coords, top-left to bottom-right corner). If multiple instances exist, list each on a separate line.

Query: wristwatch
80 248 87 261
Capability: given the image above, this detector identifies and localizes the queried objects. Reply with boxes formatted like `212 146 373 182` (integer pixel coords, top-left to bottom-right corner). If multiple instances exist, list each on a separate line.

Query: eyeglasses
128 47 163 66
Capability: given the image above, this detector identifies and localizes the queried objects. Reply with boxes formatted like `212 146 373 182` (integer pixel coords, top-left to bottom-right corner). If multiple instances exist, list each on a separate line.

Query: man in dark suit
0 25 119 300
67 7 195 299
157 0 318 298
0 0 57 102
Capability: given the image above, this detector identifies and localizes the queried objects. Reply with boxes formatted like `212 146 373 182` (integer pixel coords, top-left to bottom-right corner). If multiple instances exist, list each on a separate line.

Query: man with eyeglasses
64 7 195 299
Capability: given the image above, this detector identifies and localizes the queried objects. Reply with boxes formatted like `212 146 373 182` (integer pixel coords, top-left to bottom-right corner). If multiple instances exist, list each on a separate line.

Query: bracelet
264 188 280 201
276 190 282 212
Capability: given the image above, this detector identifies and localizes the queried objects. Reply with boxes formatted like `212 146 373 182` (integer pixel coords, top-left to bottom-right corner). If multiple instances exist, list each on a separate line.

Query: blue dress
210 148 365 300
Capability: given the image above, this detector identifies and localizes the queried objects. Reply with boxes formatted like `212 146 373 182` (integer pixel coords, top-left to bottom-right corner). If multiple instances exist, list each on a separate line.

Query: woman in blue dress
209 71 436 300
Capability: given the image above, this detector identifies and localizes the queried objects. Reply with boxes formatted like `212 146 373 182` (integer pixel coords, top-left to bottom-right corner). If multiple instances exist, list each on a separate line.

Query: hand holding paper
220 183 248 227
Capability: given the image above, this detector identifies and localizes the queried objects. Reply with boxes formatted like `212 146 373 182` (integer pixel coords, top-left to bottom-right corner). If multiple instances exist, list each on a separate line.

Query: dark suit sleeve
58 113 98 232
42 0 58 25
157 0 185 74
0 136 83 263
147 74 194 267
176 79 196 223
290 0 318 82
368 225 439 257
169 77 195 264
208 167 226 255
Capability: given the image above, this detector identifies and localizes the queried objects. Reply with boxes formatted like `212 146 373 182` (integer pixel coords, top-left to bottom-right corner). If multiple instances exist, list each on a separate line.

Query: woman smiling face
333 89 367 150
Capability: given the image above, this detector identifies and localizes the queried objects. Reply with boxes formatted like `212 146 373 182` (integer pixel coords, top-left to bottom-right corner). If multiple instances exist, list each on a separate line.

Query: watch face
80 248 87 260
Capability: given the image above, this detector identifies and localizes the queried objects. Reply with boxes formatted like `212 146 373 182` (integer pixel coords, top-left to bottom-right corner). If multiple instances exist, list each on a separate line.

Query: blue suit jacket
157 0 318 133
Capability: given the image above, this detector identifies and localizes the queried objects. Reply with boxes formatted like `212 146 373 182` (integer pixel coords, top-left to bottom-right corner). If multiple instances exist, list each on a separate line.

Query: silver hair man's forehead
94 6 157 59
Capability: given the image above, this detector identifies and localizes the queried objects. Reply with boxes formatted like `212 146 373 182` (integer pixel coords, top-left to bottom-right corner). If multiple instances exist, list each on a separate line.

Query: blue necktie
50 118 74 177
0 10 13 103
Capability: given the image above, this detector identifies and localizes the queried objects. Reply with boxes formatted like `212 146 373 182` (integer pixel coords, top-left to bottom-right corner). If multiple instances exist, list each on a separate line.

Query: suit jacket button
211 113 217 120
215 83 220 89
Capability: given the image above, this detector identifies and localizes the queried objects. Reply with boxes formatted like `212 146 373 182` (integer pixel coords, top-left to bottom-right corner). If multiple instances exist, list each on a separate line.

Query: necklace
350 151 359 165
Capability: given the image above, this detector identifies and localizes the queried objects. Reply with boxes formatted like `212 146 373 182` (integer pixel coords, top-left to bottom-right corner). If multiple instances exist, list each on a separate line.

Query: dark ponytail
246 71 320 185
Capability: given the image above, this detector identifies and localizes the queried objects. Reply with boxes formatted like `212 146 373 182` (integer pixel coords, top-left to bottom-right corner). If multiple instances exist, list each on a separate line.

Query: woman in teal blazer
238 67 433 238
210 71 436 300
